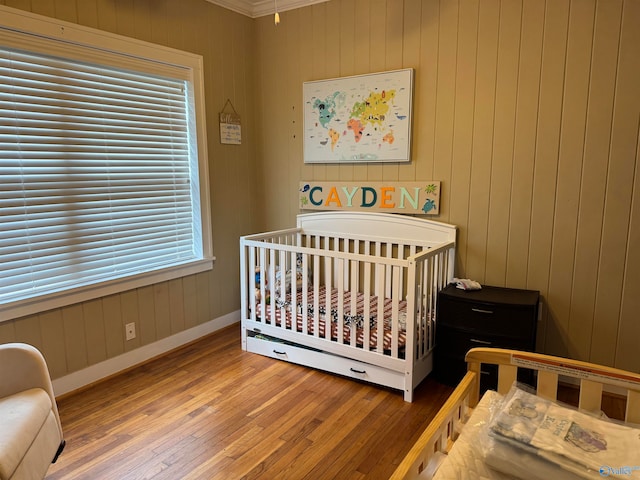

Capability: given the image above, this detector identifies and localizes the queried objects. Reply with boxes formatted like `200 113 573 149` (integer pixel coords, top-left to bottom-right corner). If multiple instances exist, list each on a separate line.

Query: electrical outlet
125 322 136 341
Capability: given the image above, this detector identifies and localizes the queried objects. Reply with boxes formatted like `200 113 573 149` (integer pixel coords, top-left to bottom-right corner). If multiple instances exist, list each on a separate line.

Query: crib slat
385 242 393 297
438 251 448 291
578 379 603 413
300 252 307 334
397 243 408 295
391 266 401 356
363 262 372 351
536 370 558 401
333 236 343 287
414 261 424 358
289 250 299 333
337 257 345 345
353 239 360 288
350 259 358 348
249 247 258 321
405 258 417 375
324 253 332 341
425 256 434 354
625 390 640 424
373 239 383 327
260 248 268 324
375 263 385 354
497 364 517 394
313 254 320 338
268 248 276 327
278 249 287 328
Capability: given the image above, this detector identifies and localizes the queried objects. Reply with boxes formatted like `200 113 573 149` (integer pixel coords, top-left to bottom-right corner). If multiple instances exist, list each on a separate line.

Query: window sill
0 257 215 323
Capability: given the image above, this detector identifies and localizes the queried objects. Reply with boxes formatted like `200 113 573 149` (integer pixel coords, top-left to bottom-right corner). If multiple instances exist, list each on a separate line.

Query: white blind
0 46 202 305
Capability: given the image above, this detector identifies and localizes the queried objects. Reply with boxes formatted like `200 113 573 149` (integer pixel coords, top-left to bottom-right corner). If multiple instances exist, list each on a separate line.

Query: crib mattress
254 286 408 351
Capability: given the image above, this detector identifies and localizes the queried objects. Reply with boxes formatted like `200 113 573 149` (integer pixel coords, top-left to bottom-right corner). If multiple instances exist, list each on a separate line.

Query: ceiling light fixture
274 0 280 25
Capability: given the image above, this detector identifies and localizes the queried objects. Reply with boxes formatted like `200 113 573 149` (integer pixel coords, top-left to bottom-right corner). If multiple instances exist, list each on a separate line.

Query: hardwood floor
46 324 453 480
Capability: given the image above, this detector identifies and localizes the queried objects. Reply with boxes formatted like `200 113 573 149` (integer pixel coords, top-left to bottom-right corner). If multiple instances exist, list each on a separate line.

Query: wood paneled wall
0 0 257 379
253 0 640 371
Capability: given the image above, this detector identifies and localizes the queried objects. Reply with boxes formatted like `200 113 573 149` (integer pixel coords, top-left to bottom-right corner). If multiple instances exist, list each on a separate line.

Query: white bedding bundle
486 386 640 479
430 385 640 480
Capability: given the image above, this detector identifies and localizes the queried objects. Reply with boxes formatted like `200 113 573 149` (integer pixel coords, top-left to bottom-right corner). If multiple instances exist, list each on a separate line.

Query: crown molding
204 0 330 18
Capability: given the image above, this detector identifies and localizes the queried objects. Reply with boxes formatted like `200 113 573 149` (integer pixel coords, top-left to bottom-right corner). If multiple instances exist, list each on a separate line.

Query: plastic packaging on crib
481 383 640 479
430 390 511 480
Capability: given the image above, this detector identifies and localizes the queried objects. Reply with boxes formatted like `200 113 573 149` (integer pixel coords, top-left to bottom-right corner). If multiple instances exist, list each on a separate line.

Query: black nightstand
434 284 539 391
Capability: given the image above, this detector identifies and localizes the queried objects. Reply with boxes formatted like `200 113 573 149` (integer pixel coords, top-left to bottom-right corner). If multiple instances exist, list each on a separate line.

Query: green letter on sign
361 187 377 207
309 186 323 206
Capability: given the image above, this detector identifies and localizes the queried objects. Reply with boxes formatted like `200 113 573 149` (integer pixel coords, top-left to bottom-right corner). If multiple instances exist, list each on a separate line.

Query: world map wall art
303 69 414 163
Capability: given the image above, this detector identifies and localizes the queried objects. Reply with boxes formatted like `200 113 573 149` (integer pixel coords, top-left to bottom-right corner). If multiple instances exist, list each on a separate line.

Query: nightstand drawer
438 296 536 340
437 326 533 358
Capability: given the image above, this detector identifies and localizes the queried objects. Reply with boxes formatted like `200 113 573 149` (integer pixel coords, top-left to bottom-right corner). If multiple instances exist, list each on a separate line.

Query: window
0 7 212 321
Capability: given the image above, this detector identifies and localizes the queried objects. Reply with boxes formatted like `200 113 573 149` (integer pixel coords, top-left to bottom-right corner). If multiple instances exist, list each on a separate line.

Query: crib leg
404 386 414 402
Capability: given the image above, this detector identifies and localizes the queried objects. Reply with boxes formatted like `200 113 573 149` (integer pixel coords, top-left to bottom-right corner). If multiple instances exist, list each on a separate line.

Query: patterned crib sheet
254 286 408 351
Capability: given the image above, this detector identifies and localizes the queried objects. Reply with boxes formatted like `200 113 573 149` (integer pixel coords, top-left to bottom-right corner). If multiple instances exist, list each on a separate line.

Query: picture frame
303 68 414 164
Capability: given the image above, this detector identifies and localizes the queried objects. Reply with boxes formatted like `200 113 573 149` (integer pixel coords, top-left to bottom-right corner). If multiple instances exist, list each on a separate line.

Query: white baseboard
52 310 240 397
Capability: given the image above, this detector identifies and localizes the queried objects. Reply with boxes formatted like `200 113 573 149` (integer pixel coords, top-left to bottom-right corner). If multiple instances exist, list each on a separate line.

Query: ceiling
204 0 330 18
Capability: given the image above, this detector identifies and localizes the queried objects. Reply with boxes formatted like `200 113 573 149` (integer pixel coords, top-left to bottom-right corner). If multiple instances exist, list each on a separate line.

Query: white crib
239 212 456 401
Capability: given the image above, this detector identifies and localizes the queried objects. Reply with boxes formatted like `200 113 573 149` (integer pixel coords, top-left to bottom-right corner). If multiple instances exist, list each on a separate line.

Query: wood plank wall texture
0 0 638 382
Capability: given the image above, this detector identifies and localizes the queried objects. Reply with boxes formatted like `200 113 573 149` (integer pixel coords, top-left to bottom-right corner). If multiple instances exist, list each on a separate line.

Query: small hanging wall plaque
219 99 241 145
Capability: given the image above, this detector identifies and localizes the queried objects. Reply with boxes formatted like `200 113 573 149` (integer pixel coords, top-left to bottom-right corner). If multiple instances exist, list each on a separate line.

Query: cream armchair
0 343 65 480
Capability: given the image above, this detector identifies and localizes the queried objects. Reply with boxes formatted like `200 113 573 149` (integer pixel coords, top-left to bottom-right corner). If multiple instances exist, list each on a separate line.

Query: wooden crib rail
465 347 640 423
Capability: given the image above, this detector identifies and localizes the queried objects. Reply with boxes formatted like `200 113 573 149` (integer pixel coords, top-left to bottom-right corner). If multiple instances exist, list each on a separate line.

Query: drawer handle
350 368 366 374
470 338 493 345
471 308 494 314
273 349 286 355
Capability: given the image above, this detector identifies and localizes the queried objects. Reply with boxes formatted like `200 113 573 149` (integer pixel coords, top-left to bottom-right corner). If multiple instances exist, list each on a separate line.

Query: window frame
0 6 213 322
